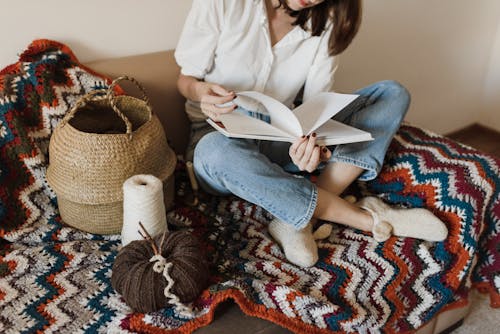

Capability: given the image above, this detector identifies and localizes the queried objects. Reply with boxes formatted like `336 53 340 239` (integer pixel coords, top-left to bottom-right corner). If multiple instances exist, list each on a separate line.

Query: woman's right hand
195 81 237 121
289 134 332 172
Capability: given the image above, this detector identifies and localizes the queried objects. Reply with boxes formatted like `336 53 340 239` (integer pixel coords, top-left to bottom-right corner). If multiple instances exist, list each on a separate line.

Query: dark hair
277 0 362 56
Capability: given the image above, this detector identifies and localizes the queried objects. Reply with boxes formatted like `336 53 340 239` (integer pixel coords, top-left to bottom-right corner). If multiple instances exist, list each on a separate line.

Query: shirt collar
255 0 312 43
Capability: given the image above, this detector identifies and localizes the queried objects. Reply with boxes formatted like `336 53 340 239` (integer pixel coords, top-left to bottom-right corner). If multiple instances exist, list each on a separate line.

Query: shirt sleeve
302 25 339 102
174 0 224 79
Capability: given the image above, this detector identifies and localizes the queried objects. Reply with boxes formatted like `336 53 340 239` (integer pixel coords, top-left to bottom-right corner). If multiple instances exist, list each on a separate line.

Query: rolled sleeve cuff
178 64 206 80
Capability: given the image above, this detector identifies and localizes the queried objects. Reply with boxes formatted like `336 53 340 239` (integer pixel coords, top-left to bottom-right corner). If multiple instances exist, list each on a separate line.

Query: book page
236 91 303 137
207 118 296 143
216 112 292 138
292 92 359 135
314 119 373 146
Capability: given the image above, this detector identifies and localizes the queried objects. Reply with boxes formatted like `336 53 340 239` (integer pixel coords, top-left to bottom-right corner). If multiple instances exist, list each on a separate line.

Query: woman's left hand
289 133 332 172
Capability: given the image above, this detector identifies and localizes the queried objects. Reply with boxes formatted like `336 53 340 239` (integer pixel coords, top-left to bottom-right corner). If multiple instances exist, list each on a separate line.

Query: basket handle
59 76 152 137
107 75 153 123
59 89 115 127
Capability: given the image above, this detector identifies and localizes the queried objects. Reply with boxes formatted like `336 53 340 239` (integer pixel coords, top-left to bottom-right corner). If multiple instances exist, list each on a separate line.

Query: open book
207 91 373 146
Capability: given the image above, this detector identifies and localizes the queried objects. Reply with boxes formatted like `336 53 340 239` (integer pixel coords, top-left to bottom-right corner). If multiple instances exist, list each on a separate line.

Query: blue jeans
192 80 410 229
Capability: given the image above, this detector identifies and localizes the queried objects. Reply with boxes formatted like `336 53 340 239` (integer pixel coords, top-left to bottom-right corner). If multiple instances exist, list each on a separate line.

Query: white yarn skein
121 174 168 246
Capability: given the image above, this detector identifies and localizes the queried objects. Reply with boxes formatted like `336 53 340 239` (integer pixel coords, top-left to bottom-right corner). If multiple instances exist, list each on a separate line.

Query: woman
175 0 448 267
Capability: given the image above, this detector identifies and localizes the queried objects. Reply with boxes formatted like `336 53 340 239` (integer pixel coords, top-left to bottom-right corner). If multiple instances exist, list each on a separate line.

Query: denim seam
294 184 317 229
212 169 315 229
330 154 378 181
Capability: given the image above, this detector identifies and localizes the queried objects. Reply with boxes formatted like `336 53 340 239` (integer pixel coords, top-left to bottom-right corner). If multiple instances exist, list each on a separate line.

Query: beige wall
482 18 500 130
2 0 499 134
2 0 191 65
334 0 500 133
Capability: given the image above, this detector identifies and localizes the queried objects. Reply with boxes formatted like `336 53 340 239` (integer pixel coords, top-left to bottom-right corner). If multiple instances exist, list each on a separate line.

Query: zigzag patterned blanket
1 40 499 333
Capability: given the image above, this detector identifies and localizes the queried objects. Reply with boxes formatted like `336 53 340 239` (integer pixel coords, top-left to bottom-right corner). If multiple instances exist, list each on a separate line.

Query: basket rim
60 95 154 138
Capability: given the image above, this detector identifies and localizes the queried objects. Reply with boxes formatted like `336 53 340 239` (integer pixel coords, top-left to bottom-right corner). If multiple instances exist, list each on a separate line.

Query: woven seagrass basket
47 76 176 234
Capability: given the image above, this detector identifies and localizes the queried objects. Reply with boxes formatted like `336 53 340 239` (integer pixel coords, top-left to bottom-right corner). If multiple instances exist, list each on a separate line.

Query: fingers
290 136 307 162
201 84 236 105
202 92 235 105
199 83 237 121
303 133 317 162
319 146 332 162
303 146 320 172
210 84 234 97
289 133 321 172
201 102 236 121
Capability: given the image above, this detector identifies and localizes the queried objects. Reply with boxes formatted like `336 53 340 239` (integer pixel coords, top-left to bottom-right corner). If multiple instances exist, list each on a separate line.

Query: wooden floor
446 123 500 158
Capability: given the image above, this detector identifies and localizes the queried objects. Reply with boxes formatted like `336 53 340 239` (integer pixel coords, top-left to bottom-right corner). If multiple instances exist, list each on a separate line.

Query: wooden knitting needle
185 161 199 206
138 221 159 255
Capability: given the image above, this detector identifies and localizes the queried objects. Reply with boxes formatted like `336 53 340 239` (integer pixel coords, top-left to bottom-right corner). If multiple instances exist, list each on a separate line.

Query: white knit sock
268 219 318 268
357 196 448 242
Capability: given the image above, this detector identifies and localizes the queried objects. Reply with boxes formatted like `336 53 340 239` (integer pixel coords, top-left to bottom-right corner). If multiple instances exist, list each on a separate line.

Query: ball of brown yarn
111 230 209 313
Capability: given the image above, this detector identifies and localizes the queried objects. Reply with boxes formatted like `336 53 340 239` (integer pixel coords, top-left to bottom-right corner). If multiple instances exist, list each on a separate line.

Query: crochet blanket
1 40 499 334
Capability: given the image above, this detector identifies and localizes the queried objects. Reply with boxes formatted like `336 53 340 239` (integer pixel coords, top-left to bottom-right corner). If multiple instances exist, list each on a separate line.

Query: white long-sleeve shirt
175 0 338 121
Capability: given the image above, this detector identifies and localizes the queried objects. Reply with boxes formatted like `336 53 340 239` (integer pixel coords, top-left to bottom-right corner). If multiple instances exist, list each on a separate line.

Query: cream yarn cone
122 174 168 246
